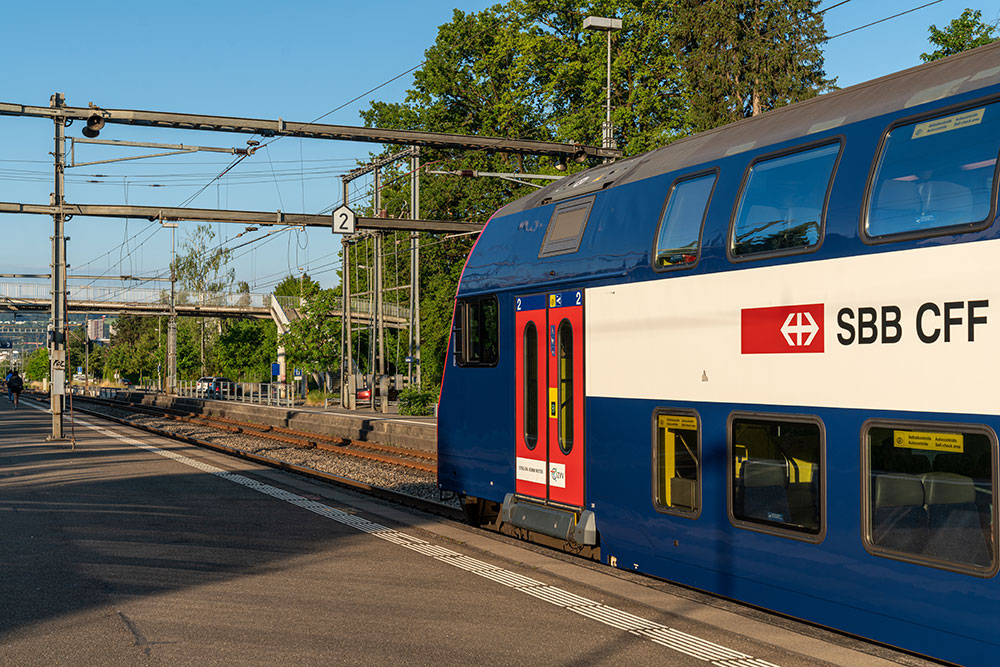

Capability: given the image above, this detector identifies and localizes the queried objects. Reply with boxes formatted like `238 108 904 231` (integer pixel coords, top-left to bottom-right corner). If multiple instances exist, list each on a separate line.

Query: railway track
32 392 461 521
74 395 437 473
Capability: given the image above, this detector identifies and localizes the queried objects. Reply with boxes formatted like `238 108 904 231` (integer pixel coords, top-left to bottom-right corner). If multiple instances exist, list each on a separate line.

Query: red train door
515 294 548 500
514 290 585 508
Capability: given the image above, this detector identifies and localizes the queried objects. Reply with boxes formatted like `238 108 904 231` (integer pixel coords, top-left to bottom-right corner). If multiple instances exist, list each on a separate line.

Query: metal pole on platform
48 93 67 441
164 220 178 394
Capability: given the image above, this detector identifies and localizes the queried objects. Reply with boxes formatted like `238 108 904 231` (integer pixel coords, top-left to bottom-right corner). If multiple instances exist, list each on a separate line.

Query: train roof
497 40 1000 217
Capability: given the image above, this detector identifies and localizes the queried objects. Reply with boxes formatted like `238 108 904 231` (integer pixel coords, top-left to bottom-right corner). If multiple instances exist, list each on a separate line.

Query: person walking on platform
4 369 12 402
8 370 23 408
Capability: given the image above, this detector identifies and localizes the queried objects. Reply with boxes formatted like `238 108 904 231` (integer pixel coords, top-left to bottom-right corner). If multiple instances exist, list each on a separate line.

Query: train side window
453 295 499 367
730 142 840 258
729 415 824 541
863 422 997 576
865 102 1000 240
523 322 539 449
539 197 594 257
653 172 716 270
653 411 700 517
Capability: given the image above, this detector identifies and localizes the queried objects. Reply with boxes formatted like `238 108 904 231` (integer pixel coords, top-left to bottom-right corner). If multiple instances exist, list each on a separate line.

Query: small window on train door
653 410 700 518
523 321 539 450
652 172 716 271
556 318 574 454
453 295 499 367
862 421 997 576
539 196 594 258
729 414 825 542
864 101 1000 241
730 141 841 259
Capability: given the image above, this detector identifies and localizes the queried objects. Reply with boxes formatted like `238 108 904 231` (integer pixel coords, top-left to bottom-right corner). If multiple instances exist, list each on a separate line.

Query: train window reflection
731 143 839 257
865 423 996 574
866 103 1000 238
653 173 715 269
654 411 700 516
730 416 823 538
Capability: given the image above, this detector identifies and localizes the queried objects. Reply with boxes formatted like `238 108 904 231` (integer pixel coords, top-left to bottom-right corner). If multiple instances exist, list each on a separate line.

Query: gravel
71 400 459 508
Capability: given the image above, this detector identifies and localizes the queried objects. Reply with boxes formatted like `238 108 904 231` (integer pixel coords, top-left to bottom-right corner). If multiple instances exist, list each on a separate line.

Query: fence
177 380 296 407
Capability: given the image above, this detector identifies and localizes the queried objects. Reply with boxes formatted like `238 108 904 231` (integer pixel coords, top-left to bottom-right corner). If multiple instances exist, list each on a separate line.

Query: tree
174 223 234 375
921 8 998 62
104 315 159 381
272 272 320 300
362 1 689 387
24 348 49 382
668 0 834 132
279 288 342 378
215 320 277 381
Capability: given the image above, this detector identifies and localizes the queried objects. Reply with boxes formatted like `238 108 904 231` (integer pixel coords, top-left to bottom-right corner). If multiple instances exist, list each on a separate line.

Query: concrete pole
49 93 67 440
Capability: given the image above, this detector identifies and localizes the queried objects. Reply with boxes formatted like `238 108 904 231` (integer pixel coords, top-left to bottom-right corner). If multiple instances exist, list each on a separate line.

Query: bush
306 390 338 406
398 387 436 416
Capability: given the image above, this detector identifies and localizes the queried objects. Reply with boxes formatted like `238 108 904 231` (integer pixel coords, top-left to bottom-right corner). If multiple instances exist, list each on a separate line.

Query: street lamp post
583 16 622 152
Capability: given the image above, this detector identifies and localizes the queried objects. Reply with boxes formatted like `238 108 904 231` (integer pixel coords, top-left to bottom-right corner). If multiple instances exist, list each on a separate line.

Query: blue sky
0 0 994 293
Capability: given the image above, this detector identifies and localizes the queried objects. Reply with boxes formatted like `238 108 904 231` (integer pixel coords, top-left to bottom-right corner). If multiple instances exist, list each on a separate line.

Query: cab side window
453 295 499 367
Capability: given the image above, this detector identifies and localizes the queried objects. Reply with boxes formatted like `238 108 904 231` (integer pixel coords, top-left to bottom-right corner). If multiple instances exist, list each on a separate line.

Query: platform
0 398 926 666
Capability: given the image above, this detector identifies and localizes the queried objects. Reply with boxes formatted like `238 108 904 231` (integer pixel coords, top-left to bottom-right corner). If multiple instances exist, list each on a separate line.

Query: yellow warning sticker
658 415 698 431
548 388 557 418
549 294 557 307
912 108 985 139
893 430 964 453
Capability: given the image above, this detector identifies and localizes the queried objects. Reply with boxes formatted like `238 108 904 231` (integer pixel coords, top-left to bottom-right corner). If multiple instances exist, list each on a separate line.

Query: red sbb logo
742 304 824 354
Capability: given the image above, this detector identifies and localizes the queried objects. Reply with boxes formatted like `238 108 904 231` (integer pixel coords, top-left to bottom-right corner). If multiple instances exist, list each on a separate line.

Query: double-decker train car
437 42 1000 665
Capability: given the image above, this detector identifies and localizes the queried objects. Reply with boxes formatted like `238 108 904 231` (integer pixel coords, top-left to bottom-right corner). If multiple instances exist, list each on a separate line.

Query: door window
523 322 539 450
557 319 574 455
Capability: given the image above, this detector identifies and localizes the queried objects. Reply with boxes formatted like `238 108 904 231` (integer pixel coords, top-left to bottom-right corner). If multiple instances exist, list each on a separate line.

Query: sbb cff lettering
837 300 988 345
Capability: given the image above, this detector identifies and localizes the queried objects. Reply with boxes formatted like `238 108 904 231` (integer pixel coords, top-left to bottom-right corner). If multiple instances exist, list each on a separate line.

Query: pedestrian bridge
0 282 409 326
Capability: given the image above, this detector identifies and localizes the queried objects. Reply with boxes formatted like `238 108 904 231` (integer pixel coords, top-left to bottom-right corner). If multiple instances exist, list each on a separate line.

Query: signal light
82 114 105 138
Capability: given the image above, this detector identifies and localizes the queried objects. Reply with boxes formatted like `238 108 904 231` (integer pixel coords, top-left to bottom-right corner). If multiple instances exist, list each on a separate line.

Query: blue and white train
438 42 1000 665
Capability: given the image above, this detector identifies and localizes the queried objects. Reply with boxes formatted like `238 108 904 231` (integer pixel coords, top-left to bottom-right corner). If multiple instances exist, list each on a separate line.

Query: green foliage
104 315 160 380
306 389 338 405
175 224 234 293
279 288 342 376
361 1 696 387
215 320 277 381
921 8 998 62
273 272 320 299
668 0 834 132
24 348 49 382
398 386 437 416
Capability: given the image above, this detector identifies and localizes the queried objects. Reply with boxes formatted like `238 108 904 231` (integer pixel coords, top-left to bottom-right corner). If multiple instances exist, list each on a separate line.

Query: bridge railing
0 282 281 310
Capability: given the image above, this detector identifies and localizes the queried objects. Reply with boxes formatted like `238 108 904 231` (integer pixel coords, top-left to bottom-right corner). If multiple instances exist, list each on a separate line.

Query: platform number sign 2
332 205 356 234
